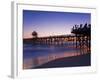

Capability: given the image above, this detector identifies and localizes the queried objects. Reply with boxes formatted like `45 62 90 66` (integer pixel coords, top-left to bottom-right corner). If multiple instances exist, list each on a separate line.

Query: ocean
23 42 83 69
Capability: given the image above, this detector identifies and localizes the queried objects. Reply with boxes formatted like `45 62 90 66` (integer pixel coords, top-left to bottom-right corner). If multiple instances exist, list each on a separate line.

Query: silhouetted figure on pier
32 31 38 44
32 31 38 38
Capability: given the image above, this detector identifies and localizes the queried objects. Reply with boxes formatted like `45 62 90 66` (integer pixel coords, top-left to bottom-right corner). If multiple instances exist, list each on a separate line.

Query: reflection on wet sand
23 48 89 69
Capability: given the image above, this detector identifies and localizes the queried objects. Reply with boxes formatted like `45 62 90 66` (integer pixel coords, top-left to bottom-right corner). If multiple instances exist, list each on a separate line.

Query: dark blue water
23 42 79 59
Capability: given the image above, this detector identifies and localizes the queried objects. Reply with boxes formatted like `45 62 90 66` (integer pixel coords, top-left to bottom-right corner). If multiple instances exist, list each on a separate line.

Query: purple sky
23 10 91 38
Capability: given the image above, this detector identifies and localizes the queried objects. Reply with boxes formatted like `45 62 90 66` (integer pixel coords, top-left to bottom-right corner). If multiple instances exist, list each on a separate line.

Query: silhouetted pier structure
24 23 91 53
32 35 76 46
71 23 91 54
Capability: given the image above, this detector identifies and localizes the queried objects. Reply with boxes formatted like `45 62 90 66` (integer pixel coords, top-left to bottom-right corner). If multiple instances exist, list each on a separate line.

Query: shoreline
23 51 88 69
33 53 91 69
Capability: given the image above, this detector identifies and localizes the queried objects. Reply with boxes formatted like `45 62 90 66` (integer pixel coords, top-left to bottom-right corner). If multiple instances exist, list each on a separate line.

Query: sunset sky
23 10 91 38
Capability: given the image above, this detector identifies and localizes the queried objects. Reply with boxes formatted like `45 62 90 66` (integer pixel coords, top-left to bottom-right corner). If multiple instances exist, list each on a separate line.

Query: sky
23 10 91 38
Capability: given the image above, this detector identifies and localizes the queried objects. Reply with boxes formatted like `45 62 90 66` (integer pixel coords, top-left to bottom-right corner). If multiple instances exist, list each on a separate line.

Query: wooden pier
24 23 91 54
32 35 76 45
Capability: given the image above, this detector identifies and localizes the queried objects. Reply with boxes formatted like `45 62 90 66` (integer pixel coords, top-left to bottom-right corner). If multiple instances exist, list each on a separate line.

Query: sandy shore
34 53 90 69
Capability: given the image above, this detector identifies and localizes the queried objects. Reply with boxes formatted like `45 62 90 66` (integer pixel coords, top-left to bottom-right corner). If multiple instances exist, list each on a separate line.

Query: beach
23 43 91 69
34 53 90 69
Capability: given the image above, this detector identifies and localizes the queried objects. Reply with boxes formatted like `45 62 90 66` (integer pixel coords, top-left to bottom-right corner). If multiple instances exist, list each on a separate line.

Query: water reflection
23 42 89 69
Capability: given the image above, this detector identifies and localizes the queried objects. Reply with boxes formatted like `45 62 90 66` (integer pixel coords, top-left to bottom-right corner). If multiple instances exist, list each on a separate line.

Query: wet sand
23 51 83 69
34 53 90 69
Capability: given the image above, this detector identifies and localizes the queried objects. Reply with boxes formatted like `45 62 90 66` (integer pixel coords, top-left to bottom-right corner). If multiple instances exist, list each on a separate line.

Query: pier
32 35 76 45
24 23 91 53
